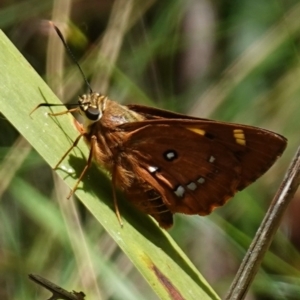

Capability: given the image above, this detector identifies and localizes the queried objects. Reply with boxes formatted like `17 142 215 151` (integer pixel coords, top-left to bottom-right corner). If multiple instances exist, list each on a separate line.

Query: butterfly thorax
78 93 145 132
78 93 147 183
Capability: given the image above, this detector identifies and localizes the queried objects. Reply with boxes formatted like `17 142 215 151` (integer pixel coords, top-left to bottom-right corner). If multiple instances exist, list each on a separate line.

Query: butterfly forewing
118 116 286 227
120 115 287 190
182 120 287 190
124 125 242 212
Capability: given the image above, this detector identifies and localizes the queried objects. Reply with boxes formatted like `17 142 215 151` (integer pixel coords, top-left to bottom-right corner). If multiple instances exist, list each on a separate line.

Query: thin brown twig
29 274 85 300
225 146 300 300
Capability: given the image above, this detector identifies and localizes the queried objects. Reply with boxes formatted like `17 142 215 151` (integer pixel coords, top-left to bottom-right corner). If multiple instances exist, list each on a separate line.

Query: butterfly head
78 92 107 127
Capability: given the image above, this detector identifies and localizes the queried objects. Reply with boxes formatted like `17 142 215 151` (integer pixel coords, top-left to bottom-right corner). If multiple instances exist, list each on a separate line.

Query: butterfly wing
117 118 286 227
120 114 287 190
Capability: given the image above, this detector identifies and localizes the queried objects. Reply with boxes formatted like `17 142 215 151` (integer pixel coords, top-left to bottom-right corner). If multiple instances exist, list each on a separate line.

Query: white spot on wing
174 185 185 197
209 156 215 163
187 182 197 191
166 151 176 160
197 177 205 184
148 166 159 173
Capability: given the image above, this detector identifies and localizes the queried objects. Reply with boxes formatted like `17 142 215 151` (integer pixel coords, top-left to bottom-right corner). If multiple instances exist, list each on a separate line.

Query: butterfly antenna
29 103 80 117
50 21 93 94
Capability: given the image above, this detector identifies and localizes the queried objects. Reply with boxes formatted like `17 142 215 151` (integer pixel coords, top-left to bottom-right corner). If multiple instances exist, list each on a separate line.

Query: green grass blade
0 30 220 299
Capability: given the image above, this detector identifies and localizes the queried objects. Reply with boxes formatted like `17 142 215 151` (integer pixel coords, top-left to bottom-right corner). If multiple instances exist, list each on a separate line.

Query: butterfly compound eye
85 107 101 121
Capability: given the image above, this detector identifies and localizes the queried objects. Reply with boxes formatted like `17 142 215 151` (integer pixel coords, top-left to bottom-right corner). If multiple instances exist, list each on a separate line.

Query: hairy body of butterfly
60 92 287 229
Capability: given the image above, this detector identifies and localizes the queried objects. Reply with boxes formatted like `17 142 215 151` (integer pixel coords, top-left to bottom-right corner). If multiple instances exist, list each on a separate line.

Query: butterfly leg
54 134 84 169
96 135 123 227
66 135 96 199
111 169 124 227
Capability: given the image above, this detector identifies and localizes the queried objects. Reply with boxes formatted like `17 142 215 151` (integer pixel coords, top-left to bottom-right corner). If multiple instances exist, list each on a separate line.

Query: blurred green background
0 0 299 299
